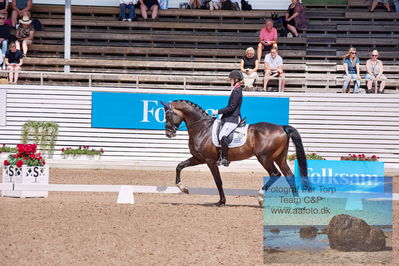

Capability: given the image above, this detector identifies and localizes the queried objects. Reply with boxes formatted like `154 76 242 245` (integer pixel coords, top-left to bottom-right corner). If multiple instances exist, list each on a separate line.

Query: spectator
11 0 32 28
257 19 277 62
0 0 8 20
342 47 361 94
240 47 259 91
5 41 24 84
263 47 285 92
284 0 307 37
370 0 391 12
188 0 202 9
119 0 137 22
16 15 35 57
207 0 222 10
394 0 399 12
0 14 10 69
365 50 387 94
139 0 159 21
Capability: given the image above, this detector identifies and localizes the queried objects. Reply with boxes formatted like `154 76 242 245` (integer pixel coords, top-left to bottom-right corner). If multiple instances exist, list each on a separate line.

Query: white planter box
62 155 102 160
2 165 49 198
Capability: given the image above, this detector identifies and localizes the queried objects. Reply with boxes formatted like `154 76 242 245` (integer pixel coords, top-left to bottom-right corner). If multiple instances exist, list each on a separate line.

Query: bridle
165 108 212 136
165 109 182 137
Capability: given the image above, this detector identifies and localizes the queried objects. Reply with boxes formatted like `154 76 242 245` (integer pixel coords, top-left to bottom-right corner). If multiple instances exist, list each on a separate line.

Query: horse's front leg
207 161 226 207
176 156 203 194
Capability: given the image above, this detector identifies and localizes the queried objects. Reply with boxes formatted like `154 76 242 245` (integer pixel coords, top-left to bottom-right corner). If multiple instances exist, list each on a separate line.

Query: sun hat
19 15 32 24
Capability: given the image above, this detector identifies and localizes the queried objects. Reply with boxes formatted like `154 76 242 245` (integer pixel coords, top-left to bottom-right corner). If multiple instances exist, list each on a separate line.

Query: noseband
165 109 181 136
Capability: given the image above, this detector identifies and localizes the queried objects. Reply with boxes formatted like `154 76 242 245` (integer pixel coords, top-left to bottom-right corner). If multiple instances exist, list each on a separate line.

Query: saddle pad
211 119 249 148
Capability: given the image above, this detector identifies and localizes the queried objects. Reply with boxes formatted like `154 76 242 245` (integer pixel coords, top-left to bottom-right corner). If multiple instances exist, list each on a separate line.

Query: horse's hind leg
176 156 203 194
256 155 282 207
275 155 299 197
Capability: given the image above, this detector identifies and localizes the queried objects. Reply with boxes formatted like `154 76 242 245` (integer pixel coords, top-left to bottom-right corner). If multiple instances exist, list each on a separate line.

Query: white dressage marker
117 186 134 204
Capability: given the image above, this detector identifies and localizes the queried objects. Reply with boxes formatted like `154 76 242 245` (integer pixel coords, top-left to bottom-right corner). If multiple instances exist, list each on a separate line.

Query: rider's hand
211 110 218 116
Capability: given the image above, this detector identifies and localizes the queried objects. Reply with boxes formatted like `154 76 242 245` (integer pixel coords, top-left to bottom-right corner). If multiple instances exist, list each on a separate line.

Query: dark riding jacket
218 85 243 124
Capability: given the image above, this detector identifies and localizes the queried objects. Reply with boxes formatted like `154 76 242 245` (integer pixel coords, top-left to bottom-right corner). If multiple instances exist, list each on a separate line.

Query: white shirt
264 53 283 68
119 0 137 5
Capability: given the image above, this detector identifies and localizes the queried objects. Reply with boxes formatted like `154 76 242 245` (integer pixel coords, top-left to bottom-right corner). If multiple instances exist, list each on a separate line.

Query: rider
211 70 243 167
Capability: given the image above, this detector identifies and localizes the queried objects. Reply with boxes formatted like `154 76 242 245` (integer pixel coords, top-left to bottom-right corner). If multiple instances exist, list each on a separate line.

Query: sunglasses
351 52 357 54
371 54 378 57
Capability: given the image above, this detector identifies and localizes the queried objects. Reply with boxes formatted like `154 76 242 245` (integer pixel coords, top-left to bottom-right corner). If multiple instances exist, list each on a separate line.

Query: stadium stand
2 3 398 93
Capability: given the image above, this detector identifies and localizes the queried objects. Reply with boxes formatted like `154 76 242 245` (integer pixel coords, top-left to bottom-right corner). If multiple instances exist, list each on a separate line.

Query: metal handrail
0 70 393 92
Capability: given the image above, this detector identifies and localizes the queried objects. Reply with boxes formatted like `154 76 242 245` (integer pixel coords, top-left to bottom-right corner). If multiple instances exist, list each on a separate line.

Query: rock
299 226 318 238
327 214 386 251
270 228 280 233
318 227 328 234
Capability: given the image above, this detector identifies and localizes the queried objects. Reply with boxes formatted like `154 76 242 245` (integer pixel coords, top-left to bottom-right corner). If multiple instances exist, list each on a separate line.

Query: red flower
61 148 65 152
4 160 9 166
16 160 24 168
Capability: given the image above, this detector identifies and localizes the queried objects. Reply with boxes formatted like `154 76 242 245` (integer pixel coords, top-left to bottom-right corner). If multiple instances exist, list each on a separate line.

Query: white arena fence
0 85 398 169
0 183 397 205
0 183 259 204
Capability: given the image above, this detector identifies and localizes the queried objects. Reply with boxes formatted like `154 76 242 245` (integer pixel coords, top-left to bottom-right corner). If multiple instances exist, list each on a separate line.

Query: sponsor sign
91 92 289 130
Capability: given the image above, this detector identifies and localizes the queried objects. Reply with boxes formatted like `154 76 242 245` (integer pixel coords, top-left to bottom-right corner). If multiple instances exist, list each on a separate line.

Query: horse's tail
283 125 308 177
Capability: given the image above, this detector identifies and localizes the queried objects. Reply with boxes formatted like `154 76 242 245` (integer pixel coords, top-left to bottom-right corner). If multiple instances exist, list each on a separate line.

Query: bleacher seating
1 3 397 93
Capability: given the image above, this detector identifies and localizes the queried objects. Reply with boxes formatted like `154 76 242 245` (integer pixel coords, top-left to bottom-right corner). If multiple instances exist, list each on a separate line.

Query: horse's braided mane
173 100 210 117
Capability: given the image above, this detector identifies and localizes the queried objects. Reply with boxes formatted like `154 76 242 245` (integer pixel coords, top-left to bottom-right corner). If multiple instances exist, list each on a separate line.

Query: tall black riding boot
218 136 230 167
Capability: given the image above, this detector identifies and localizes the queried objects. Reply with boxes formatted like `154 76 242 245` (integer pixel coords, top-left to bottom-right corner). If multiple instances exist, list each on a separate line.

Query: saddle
211 118 249 148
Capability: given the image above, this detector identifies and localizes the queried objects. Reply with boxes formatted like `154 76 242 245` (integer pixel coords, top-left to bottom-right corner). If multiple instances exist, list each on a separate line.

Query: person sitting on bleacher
0 0 8 21
342 47 361 94
240 47 259 91
263 47 285 92
207 0 222 10
369 0 392 12
283 0 307 38
365 50 387 94
119 0 137 22
11 0 32 28
0 14 10 69
257 19 277 62
394 0 399 12
139 0 159 21
15 15 34 57
5 41 23 84
188 0 202 9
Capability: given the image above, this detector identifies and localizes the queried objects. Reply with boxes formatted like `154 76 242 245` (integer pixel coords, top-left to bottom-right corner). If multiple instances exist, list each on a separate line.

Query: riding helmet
229 70 243 81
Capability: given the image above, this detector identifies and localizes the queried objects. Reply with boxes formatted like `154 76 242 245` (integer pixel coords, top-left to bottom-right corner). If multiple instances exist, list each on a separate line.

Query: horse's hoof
258 189 264 207
214 201 225 207
176 183 189 194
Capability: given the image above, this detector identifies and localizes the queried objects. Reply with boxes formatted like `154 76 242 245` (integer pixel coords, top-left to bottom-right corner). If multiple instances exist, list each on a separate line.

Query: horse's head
161 101 184 138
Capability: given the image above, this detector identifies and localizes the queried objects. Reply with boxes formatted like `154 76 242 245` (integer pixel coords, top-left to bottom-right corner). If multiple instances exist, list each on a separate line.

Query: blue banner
91 92 289 130
294 160 386 193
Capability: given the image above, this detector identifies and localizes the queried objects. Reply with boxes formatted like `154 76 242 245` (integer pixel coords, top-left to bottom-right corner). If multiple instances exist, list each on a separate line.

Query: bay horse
162 100 309 207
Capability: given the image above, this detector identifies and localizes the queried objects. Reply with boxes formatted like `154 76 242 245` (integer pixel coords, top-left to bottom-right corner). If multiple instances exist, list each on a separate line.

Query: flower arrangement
61 146 105 157
0 144 17 153
340 154 379 161
3 144 45 167
287 152 326 161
